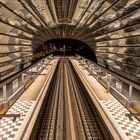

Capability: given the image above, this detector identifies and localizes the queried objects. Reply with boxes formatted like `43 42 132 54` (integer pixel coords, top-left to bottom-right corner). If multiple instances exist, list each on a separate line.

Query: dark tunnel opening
43 38 97 63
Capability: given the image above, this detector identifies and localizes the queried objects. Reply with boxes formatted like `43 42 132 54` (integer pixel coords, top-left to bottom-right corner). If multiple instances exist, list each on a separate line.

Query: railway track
30 59 113 140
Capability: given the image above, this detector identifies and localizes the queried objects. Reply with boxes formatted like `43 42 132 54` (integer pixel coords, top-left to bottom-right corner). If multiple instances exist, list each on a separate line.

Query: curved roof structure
0 0 140 83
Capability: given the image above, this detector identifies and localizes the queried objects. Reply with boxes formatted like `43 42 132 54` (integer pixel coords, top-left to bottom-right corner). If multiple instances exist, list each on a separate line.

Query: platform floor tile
0 101 34 140
101 100 140 140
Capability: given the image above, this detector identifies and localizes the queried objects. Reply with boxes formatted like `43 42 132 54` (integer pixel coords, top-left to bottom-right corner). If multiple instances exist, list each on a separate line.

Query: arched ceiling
0 0 140 83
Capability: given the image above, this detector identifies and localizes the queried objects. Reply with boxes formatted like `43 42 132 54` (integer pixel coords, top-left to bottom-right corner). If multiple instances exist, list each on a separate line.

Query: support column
3 85 7 101
84 59 86 64
2 85 8 109
91 64 94 71
31 68 35 80
107 74 111 93
126 85 133 108
22 74 25 85
107 81 110 93
128 85 133 101
89 64 92 70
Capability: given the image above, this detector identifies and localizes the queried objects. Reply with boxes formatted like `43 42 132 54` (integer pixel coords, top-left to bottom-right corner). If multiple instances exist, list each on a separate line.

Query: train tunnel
0 0 140 140
0 0 139 84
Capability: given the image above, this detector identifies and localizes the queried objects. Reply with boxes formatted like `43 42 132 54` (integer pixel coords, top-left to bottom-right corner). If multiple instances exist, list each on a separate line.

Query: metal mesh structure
0 0 140 83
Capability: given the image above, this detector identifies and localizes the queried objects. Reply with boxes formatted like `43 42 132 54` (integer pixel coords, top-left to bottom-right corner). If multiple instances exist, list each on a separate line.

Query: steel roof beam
79 5 140 41
75 0 120 38
70 0 94 37
0 19 45 41
0 33 42 43
0 1 51 40
26 0 56 38
84 23 140 42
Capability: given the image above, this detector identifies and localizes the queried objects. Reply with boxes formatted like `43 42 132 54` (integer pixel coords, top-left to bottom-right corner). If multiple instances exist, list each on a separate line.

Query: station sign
12 79 18 92
116 80 122 92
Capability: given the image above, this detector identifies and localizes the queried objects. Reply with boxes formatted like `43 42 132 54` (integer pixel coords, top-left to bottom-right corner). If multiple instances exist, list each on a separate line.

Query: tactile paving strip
101 100 140 140
0 101 34 140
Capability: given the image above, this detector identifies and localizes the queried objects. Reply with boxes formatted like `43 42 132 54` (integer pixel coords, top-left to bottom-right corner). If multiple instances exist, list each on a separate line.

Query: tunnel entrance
44 38 97 63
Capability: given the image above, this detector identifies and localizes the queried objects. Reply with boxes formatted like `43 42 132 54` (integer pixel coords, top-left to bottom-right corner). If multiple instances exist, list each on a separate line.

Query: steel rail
35 61 61 139
30 59 113 139
67 61 87 139
69 60 113 139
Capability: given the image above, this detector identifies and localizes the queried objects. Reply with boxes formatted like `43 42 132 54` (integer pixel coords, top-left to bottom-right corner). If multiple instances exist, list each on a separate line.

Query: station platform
0 58 140 140
0 59 58 140
71 58 140 140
